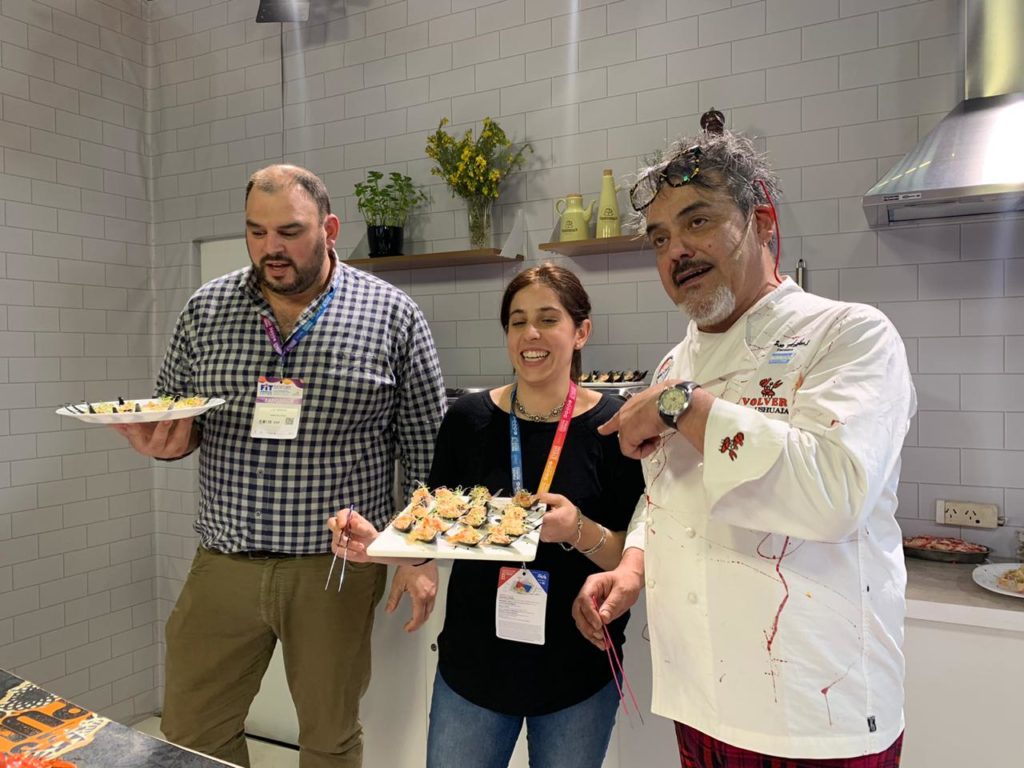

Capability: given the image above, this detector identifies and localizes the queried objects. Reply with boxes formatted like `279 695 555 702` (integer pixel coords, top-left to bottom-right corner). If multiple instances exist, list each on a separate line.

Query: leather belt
238 550 305 559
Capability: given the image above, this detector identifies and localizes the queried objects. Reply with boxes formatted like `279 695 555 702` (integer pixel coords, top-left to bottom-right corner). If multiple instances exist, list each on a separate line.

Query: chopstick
324 510 353 592
591 596 644 725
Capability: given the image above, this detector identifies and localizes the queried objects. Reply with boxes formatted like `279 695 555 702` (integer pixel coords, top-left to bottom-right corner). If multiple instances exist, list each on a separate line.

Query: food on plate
391 510 416 532
579 369 648 383
382 486 543 553
484 530 513 547
996 564 1024 593
512 489 536 508
410 484 433 509
82 395 211 414
434 496 467 520
407 516 451 543
468 485 491 504
902 535 988 554
446 527 484 547
434 487 459 505
460 505 488 528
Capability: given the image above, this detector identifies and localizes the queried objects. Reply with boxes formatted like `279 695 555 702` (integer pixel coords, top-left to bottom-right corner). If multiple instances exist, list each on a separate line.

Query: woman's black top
428 390 645 716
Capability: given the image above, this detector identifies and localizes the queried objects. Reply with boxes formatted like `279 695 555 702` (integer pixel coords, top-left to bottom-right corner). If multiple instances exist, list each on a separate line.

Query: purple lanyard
260 287 335 361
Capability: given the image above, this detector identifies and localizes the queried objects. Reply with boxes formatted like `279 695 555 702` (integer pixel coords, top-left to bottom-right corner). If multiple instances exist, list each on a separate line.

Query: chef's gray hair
631 130 781 230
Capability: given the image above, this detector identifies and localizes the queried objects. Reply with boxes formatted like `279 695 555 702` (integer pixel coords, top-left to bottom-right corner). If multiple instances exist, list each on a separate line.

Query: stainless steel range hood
863 0 1024 225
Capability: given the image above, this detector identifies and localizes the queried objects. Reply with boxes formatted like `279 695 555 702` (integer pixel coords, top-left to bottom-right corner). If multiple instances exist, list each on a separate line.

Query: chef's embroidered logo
759 378 782 397
741 380 790 414
653 356 674 383
719 432 744 461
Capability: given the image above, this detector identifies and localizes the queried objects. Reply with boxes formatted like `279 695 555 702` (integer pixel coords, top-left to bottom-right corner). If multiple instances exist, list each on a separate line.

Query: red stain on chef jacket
820 663 855 727
718 432 744 461
756 534 792 702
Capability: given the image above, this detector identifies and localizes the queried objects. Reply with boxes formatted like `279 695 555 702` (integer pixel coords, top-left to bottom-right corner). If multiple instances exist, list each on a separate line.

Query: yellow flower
425 116 532 202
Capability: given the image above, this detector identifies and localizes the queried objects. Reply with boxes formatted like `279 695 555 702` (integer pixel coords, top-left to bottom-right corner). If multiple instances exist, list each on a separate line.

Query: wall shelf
345 249 523 272
538 234 648 257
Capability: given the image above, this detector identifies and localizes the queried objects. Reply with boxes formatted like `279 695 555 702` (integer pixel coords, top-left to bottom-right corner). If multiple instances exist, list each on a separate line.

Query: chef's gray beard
679 285 736 327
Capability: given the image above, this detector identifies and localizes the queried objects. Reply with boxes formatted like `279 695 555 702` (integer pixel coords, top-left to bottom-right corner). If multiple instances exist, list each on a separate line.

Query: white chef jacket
625 279 916 759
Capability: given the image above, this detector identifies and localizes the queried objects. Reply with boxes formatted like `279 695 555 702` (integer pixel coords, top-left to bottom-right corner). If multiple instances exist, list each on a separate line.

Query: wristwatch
657 381 700 429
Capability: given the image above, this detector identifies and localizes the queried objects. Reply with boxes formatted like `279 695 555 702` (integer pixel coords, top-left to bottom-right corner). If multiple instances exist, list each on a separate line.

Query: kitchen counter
0 668 237 767
905 557 1024 632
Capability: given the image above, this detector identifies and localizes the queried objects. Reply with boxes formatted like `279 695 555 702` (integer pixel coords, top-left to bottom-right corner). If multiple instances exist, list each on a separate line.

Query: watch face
660 386 688 414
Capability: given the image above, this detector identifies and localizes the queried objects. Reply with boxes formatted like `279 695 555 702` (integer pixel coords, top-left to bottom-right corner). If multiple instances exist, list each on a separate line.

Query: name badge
251 376 304 440
495 567 549 646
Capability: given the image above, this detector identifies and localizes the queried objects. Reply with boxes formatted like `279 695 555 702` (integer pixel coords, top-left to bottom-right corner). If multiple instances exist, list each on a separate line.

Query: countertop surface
905 557 1024 632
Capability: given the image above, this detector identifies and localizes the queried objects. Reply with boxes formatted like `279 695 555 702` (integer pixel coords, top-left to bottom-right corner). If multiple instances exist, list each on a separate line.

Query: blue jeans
426 670 620 768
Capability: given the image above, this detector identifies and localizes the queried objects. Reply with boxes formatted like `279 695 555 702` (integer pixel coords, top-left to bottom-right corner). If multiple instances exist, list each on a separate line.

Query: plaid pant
675 723 903 768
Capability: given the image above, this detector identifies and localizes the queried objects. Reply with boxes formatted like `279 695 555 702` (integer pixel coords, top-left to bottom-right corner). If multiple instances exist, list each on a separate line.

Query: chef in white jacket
574 124 916 768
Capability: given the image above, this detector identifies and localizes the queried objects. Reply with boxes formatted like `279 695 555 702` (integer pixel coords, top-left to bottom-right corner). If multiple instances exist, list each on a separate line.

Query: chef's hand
536 492 580 545
112 418 198 460
387 562 438 632
572 548 645 650
597 383 671 459
327 508 380 564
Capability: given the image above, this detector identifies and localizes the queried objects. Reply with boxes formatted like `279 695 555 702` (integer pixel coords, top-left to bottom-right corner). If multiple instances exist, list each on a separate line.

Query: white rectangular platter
367 496 545 562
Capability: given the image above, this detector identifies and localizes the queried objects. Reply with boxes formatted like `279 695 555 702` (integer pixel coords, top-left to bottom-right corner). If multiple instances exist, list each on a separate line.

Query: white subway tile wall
2 0 1023 727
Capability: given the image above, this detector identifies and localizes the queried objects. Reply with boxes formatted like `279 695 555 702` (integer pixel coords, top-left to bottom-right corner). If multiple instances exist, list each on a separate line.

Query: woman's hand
536 492 581 545
326 508 380 564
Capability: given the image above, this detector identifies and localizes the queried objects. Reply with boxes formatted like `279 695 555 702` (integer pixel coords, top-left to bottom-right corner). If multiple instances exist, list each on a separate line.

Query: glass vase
466 197 493 249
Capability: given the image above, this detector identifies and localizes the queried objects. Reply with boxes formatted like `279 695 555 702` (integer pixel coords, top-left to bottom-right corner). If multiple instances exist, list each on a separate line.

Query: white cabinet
902 617 1022 767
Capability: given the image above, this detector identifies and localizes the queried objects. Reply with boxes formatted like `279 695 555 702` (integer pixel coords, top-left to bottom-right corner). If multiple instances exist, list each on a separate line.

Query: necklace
513 394 565 422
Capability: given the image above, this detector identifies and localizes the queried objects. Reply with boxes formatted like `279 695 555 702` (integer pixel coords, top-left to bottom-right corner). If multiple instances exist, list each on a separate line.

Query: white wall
3 0 1024 732
0 0 160 723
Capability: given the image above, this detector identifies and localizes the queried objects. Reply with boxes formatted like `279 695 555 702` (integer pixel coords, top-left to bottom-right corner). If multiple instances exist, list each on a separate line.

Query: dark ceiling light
256 0 310 22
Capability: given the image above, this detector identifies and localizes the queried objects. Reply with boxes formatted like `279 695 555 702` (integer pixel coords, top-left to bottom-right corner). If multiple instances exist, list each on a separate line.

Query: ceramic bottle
596 169 621 238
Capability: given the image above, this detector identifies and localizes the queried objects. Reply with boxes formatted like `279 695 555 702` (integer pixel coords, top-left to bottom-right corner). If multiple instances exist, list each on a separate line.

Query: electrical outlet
934 499 1000 528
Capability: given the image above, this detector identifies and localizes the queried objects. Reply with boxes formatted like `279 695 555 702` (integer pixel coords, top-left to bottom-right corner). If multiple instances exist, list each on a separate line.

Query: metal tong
324 510 353 592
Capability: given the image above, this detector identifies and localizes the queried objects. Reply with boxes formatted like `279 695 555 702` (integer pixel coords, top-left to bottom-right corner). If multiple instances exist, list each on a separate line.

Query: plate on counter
56 397 225 425
902 535 990 564
367 491 545 562
972 563 1024 599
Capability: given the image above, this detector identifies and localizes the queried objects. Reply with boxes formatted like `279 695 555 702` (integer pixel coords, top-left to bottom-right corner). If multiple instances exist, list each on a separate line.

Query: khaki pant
162 548 386 768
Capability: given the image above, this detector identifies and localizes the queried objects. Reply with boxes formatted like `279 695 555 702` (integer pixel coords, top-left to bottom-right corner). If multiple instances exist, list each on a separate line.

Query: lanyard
508 381 578 495
261 287 335 361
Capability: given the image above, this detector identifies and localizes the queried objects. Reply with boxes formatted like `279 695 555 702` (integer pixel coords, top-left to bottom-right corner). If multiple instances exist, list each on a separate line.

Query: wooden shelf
538 234 648 257
345 249 523 272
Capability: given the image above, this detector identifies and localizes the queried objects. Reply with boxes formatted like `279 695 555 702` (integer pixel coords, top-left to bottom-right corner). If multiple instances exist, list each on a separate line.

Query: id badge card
250 376 304 440
495 567 549 646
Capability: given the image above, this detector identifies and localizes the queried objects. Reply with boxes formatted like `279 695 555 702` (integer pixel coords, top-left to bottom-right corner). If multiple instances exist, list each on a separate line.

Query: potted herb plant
354 171 428 257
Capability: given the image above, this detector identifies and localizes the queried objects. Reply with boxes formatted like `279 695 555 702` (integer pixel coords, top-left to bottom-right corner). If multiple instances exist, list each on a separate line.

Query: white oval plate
972 563 1024 599
56 398 226 425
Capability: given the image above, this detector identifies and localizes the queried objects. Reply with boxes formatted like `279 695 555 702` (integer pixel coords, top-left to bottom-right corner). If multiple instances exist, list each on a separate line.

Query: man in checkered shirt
115 165 445 768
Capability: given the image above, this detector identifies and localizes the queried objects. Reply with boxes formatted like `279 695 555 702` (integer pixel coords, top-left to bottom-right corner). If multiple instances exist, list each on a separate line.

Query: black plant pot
367 225 404 257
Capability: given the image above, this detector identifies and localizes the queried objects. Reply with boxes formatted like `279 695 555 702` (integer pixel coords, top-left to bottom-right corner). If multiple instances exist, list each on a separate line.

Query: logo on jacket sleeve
719 432 744 461
653 356 674 383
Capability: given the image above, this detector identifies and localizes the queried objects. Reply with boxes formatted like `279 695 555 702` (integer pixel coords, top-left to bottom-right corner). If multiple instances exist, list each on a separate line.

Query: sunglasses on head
629 146 702 212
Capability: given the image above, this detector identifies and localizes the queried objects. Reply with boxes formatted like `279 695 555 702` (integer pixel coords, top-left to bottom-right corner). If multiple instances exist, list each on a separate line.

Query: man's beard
255 240 326 296
678 284 736 327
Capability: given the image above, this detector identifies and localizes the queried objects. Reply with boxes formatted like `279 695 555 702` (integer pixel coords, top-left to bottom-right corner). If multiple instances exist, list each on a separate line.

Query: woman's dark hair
499 263 591 382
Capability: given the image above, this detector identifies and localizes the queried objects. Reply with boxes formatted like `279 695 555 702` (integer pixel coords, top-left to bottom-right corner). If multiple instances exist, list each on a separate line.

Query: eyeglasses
629 146 702 212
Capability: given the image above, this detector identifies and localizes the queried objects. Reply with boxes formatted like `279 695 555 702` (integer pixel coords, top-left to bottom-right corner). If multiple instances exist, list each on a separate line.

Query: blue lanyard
261 287 335 360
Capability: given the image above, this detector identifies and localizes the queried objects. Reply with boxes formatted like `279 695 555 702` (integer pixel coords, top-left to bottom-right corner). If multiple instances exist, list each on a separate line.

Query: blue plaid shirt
155 257 445 554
